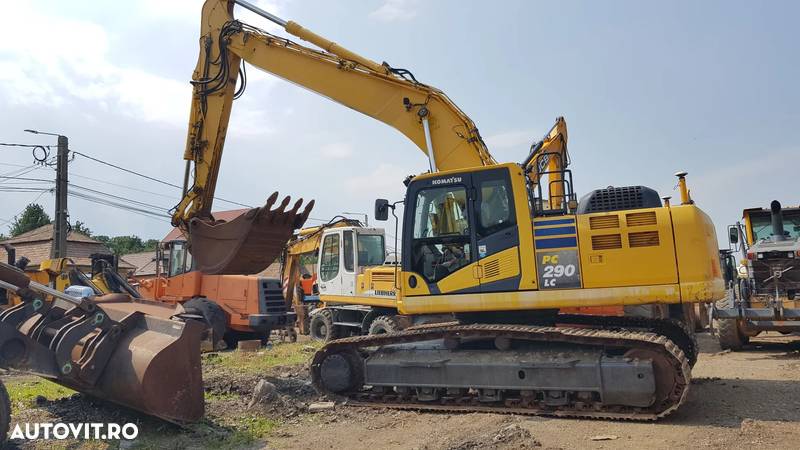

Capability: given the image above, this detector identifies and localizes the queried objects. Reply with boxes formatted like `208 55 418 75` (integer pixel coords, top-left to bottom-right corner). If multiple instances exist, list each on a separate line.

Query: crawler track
311 323 691 421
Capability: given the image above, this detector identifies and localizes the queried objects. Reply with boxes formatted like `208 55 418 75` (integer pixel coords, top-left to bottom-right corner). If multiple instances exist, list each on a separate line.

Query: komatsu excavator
0 1 724 433
176 0 723 420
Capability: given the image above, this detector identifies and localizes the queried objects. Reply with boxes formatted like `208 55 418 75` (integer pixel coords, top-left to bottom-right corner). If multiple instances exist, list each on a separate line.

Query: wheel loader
714 200 800 349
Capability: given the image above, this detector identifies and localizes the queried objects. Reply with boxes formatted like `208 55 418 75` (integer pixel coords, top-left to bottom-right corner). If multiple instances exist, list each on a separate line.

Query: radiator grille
590 215 620 229
626 211 657 227
371 272 395 283
261 279 287 315
592 234 623 250
628 231 660 248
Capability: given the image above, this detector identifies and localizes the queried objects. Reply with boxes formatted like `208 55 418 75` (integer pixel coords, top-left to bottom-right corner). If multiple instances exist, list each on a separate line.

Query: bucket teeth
188 192 315 274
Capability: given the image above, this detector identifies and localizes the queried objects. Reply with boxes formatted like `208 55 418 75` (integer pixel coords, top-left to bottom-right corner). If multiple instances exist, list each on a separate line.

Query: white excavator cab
316 227 387 297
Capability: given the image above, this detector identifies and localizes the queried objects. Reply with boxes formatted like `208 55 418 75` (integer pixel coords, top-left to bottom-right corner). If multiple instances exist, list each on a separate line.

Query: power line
0 175 52 183
70 184 171 213
0 142 52 149
72 150 253 208
71 171 175 200
69 191 171 223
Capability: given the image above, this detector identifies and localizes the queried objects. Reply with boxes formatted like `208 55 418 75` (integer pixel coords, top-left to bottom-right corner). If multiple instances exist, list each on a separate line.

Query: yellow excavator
0 0 724 432
180 0 723 420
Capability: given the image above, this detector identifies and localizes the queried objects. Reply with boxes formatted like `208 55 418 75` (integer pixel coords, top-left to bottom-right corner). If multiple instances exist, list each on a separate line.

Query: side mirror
375 199 390 221
728 226 738 244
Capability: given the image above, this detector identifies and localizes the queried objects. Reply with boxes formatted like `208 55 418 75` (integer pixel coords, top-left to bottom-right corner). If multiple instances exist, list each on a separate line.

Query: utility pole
24 129 69 258
53 135 69 258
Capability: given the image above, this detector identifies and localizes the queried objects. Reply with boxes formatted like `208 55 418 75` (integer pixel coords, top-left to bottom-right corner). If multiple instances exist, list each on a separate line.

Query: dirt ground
271 332 800 450
2 332 799 449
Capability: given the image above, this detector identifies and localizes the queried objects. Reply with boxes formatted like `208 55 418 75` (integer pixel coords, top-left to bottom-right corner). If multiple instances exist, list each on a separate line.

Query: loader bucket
189 192 314 275
0 263 205 423
72 298 205 423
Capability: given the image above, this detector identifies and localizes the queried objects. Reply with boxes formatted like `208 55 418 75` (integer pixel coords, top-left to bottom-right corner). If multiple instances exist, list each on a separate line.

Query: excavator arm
175 0 496 231
522 116 570 211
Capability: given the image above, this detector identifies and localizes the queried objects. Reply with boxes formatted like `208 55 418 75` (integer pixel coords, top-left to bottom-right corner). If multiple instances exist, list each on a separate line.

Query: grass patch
129 416 279 450
205 341 322 375
4 377 74 410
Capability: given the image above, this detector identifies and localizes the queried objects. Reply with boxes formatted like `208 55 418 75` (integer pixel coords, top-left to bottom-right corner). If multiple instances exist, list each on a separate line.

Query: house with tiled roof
121 250 164 281
0 224 134 273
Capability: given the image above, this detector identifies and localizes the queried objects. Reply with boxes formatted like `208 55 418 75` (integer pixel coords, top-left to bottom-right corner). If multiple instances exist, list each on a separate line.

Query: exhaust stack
770 200 786 241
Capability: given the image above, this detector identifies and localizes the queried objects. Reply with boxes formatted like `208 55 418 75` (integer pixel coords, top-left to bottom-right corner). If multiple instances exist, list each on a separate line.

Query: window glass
413 186 469 239
357 234 385 266
320 234 340 282
411 185 472 283
169 242 186 277
343 231 355 272
478 179 514 238
751 211 800 241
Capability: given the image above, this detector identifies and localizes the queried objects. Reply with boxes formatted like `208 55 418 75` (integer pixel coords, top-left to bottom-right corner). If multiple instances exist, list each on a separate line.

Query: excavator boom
175 0 499 275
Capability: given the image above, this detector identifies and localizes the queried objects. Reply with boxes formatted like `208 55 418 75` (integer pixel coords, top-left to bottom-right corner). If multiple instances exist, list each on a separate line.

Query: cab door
402 173 480 295
317 231 343 295
473 168 521 292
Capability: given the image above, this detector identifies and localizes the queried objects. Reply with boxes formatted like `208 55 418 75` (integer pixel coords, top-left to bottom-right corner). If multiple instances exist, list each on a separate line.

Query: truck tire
0 380 10 445
183 298 227 348
368 315 402 335
310 309 338 342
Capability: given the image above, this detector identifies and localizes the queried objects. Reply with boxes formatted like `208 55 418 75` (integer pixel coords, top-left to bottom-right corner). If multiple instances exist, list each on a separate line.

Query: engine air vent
629 231 660 247
371 272 395 283
590 215 620 229
626 211 657 227
577 186 662 214
592 234 623 250
483 259 501 279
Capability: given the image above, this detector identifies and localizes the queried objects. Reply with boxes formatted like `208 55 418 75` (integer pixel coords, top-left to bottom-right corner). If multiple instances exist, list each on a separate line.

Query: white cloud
484 130 533 150
0 1 283 130
320 142 355 159
0 2 190 127
370 0 419 22
344 163 409 200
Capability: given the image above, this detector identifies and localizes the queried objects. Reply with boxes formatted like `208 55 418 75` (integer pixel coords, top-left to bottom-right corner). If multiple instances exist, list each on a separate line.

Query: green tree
10 204 51 237
90 234 157 254
72 221 92 237
143 239 159 251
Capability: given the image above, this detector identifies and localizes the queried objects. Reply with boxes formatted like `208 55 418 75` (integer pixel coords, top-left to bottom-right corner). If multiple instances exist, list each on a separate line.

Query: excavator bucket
0 263 204 423
189 192 315 275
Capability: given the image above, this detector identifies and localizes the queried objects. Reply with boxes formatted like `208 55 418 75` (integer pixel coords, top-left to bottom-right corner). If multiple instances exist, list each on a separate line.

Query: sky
0 0 798 247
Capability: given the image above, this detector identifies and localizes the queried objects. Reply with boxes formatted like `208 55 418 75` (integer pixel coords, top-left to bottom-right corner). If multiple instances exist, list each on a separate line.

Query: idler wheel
318 350 363 394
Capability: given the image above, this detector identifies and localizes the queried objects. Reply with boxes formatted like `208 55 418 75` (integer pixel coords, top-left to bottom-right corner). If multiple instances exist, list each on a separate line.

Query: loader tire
184 298 227 348
310 309 338 342
0 380 10 445
715 295 747 350
717 318 747 350
368 315 403 335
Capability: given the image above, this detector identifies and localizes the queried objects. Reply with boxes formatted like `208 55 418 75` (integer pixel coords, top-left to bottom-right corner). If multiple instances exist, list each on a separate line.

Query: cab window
320 234 340 282
478 178 514 238
357 234 385 266
410 185 472 283
750 211 800 241
343 230 355 272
